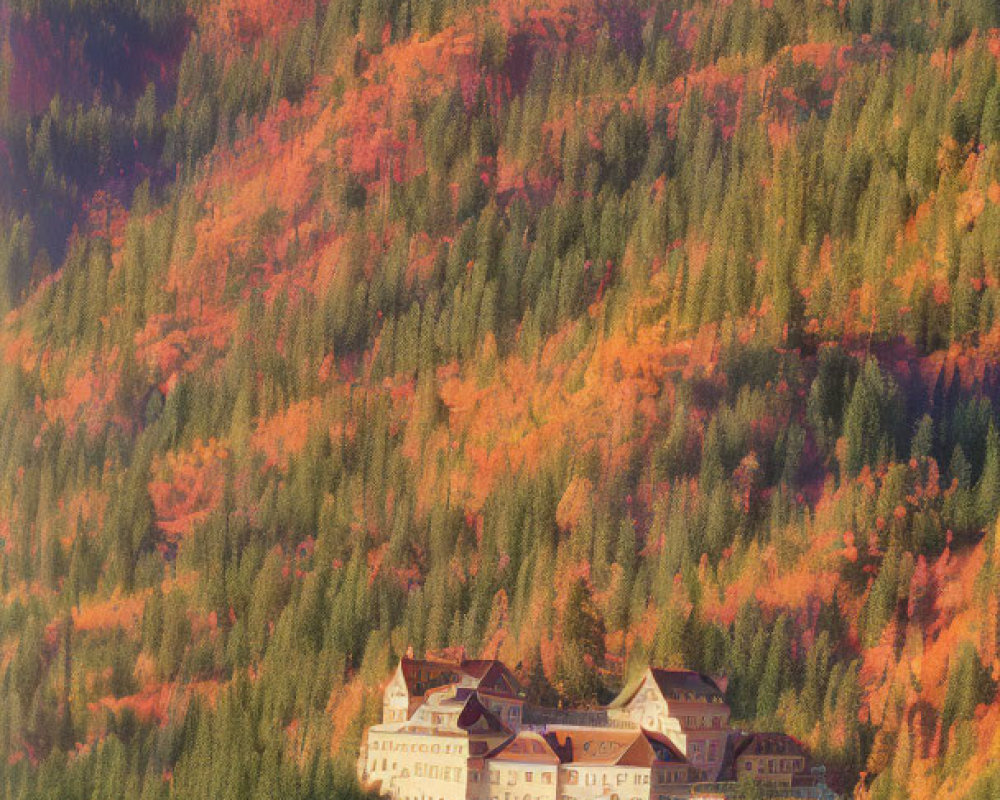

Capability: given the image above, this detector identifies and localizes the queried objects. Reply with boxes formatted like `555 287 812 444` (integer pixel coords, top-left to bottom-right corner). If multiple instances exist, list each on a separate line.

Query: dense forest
1 0 1000 796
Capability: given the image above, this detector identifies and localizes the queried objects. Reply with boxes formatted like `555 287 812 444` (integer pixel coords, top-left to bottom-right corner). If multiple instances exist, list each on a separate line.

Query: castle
358 656 820 800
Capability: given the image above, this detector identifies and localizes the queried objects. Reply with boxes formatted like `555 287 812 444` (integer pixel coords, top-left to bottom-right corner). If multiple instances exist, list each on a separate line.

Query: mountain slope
1 0 1000 797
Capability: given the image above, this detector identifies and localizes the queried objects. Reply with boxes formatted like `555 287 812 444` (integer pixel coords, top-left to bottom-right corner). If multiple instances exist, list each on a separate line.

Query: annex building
359 656 823 800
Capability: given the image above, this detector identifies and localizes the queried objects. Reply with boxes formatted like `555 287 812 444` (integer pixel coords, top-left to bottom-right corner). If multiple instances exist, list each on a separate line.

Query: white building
360 658 697 800
609 668 730 780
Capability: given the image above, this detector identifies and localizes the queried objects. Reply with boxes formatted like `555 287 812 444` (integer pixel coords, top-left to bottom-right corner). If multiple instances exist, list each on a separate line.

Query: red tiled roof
488 732 560 764
542 728 687 767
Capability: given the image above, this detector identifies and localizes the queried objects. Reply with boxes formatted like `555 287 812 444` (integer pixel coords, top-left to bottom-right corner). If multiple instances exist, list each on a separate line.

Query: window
525 773 533 783
617 774 627 786
490 773 500 784
443 768 451 781
567 771 579 785
542 774 552 785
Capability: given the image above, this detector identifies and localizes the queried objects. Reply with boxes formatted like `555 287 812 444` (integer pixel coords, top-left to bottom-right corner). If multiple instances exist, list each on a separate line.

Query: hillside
1 0 1000 797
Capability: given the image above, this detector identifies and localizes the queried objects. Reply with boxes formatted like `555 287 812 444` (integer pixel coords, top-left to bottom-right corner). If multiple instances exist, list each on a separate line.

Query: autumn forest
1 0 1000 796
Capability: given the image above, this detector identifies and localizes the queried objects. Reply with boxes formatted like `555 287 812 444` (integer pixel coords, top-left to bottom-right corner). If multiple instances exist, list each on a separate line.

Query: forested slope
1 0 1000 797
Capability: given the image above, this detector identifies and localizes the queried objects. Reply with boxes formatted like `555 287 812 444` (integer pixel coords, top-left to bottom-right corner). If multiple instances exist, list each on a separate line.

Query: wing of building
608 667 730 780
383 657 525 730
363 685 513 800
716 732 811 788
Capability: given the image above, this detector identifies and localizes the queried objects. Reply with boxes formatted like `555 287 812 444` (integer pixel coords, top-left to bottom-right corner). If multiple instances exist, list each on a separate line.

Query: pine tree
842 360 902 477
554 577 606 703
756 614 789 719
975 421 1000 528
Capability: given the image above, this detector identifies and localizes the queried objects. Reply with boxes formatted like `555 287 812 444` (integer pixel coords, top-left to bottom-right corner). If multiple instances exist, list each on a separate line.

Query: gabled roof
648 668 726 703
542 728 688 767
717 732 808 780
610 667 726 707
732 732 807 759
639 730 689 765
543 729 639 765
487 732 560 764
456 693 510 734
397 657 522 700
399 686 510 736
399 658 465 697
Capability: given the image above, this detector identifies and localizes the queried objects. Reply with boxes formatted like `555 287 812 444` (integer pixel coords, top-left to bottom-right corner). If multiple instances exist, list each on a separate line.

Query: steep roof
543 729 639 765
639 730 690 765
399 686 510 736
487 732 560 764
399 658 464 698
610 667 726 707
542 728 687 767
397 657 522 700
456 692 510 734
463 659 522 697
732 732 807 759
648 668 726 703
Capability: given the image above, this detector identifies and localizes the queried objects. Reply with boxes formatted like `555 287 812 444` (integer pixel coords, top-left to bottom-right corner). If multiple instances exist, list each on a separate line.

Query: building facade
610 668 730 780
363 687 512 800
720 732 810 788
360 657 817 800
383 657 525 730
